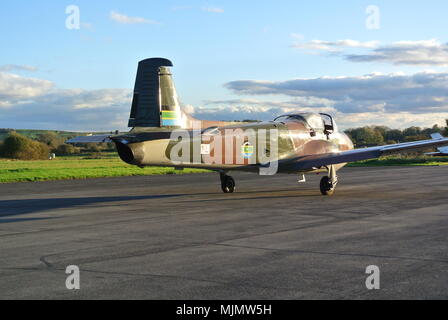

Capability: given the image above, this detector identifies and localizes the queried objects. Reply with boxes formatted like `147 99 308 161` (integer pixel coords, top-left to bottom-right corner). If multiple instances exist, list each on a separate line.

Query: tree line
0 131 114 160
0 120 447 160
344 120 448 147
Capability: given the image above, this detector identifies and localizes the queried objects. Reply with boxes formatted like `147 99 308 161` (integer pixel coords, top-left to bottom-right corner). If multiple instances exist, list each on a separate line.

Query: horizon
1 1 448 131
1 119 446 134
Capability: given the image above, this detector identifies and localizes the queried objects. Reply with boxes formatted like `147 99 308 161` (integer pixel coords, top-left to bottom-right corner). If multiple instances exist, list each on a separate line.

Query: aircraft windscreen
274 114 325 131
274 115 306 123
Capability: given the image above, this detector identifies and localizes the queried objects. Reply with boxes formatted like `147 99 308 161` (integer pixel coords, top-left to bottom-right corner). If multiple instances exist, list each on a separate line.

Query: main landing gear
220 172 235 193
218 168 338 195
320 165 338 196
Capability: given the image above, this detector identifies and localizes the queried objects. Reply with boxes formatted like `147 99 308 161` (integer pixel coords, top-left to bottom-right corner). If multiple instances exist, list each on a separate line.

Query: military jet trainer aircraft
67 58 448 195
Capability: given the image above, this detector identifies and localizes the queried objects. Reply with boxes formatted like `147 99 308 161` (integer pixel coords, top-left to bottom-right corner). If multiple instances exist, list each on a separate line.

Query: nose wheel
220 173 235 193
320 176 336 196
320 165 338 196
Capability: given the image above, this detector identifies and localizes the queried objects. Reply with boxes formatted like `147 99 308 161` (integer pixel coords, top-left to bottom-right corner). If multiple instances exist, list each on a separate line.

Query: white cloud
191 100 447 130
222 71 448 127
182 104 195 114
202 7 224 13
337 111 448 130
110 11 158 25
0 71 131 130
0 64 38 72
225 72 448 110
194 98 335 122
292 39 380 52
1 69 447 131
346 39 448 66
203 97 333 110
0 72 53 104
293 38 448 66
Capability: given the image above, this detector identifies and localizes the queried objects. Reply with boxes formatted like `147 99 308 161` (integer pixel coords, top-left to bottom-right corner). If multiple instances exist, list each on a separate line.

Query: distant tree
55 144 79 155
421 124 443 137
373 126 388 139
403 126 422 138
36 132 64 150
384 129 403 143
345 127 385 147
1 132 49 160
106 142 116 151
346 122 448 146
85 143 103 153
344 127 364 146
433 124 443 133
344 128 363 146
404 135 429 142
370 128 385 146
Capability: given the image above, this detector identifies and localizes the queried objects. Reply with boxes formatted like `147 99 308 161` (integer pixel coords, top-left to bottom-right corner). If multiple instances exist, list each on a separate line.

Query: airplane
425 133 448 156
67 57 448 196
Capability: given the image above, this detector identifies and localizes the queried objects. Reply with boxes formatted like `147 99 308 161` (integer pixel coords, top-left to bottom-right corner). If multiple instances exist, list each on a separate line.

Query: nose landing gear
220 172 235 193
320 165 338 196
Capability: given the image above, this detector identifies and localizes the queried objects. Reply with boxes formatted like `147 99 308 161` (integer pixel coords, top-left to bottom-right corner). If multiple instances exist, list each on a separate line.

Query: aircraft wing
66 135 112 143
281 135 448 171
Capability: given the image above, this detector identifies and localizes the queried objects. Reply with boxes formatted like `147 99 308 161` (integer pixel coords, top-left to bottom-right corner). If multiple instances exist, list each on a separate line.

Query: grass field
1 154 447 183
346 156 448 167
0 153 209 183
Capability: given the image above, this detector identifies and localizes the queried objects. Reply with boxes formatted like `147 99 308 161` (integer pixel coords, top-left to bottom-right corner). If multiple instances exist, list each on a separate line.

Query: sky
1 0 448 131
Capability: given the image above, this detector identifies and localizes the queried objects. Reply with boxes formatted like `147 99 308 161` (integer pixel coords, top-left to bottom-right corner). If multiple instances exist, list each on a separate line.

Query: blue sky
1 0 448 130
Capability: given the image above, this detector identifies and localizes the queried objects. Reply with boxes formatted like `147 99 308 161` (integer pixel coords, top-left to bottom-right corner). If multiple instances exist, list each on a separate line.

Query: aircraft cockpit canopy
274 113 337 133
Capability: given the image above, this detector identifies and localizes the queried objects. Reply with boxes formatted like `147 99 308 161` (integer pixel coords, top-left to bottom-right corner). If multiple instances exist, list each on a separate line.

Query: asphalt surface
1 166 448 299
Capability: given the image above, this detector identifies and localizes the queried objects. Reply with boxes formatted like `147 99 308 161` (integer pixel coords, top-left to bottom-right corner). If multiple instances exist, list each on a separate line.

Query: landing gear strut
320 165 338 196
220 172 235 193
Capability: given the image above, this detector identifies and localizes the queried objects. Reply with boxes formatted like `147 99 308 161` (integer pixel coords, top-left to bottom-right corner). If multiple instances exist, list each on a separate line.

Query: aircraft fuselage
112 118 354 174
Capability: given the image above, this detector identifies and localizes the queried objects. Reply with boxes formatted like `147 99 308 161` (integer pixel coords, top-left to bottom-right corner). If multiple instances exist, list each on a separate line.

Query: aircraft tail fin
158 66 185 127
128 58 188 128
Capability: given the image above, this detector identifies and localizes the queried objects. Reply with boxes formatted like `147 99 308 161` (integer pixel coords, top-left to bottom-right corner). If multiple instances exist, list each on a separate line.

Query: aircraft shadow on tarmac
0 217 58 224
173 188 325 203
0 194 184 218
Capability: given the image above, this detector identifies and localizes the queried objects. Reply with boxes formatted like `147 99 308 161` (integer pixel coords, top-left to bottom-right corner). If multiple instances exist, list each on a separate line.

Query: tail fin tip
128 57 175 128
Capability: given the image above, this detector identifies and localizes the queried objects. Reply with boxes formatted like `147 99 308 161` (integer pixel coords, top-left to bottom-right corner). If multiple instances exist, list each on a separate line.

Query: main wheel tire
221 176 235 193
320 176 335 196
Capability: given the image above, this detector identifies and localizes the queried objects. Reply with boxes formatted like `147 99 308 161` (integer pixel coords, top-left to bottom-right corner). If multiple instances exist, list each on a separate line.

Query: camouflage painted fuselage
112 117 354 174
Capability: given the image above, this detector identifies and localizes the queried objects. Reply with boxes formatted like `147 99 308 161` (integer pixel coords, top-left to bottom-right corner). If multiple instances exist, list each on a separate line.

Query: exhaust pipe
115 141 144 166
